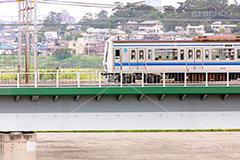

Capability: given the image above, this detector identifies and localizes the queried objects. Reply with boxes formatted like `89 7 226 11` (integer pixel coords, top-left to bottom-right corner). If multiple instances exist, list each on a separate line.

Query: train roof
113 36 240 43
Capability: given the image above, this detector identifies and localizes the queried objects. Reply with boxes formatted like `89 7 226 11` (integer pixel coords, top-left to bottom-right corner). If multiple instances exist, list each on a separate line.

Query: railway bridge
0 69 240 131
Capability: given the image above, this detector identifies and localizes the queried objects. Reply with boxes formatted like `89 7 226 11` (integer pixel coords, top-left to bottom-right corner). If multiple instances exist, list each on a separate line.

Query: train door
114 48 122 71
137 49 146 71
187 48 203 71
130 49 137 71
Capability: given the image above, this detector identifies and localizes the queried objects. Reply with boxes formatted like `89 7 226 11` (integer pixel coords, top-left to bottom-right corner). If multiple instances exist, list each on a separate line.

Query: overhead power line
39 0 115 7
38 0 115 9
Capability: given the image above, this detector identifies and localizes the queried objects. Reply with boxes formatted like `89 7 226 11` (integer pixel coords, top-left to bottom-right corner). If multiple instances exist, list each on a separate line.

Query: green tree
62 33 83 41
79 12 94 32
38 32 46 42
94 10 110 29
110 2 162 29
204 25 214 33
231 23 240 35
42 11 67 34
53 49 72 60
219 27 226 33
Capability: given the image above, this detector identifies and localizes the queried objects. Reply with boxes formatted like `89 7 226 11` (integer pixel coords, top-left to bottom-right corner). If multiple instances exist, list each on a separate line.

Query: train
103 36 240 83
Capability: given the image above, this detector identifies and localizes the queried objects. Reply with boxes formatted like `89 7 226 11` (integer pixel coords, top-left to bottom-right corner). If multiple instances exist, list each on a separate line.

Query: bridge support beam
31 96 39 102
74 95 81 102
96 95 102 102
15 96 21 102
117 95 123 101
53 95 60 102
159 94 166 101
138 95 144 101
222 94 229 101
201 94 208 101
180 94 187 101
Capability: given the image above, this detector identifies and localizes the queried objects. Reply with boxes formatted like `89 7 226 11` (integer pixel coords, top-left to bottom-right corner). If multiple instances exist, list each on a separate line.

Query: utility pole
18 0 37 84
18 1 23 73
25 0 30 84
34 0 38 75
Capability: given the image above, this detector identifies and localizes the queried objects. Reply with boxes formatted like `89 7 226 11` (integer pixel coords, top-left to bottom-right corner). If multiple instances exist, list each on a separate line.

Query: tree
42 11 67 33
94 10 110 29
79 12 94 32
53 49 72 60
204 25 214 33
110 2 162 29
219 27 226 33
62 33 83 41
162 6 177 31
38 32 46 42
231 23 240 35
161 0 233 32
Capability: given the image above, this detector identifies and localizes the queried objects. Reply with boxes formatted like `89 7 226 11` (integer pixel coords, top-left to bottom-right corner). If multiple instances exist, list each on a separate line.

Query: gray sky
0 0 236 21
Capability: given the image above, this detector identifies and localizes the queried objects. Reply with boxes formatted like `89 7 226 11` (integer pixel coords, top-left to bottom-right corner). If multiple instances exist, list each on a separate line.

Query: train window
188 50 193 60
205 50 209 60
180 50 184 60
212 49 234 60
115 49 120 60
148 50 152 60
228 49 235 60
155 49 165 61
196 50 201 60
131 50 136 60
238 49 240 60
166 49 178 60
139 50 144 60
212 49 221 60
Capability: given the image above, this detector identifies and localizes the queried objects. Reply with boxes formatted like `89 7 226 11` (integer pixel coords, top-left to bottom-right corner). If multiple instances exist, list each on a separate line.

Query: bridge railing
0 70 239 88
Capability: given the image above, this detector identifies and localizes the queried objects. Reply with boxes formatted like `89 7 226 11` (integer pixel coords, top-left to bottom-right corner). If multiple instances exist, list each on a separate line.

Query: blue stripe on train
115 62 240 66
113 45 174 47
113 44 226 47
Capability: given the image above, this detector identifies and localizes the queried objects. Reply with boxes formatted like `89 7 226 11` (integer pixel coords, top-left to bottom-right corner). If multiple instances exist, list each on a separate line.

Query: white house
44 32 58 40
211 21 237 32
138 21 164 34
186 25 205 35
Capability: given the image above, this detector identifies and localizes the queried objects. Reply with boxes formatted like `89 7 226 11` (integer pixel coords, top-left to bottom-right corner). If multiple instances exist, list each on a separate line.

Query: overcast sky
0 0 236 21
0 0 184 21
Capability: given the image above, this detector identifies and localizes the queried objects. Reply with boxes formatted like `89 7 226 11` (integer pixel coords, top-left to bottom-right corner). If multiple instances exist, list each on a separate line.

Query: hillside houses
1 17 240 57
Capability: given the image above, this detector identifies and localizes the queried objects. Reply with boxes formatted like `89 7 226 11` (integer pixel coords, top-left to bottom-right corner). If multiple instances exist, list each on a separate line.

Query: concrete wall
0 95 239 131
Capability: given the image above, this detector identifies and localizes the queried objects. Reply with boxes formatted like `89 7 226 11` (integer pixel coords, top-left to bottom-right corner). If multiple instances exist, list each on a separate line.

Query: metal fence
0 70 239 88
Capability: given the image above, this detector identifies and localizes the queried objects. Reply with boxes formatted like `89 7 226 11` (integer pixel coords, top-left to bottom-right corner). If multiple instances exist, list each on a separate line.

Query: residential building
138 21 164 34
0 44 15 54
68 38 87 55
175 26 185 35
186 25 205 35
85 28 127 39
211 21 237 32
130 31 148 40
143 34 161 40
45 32 58 41
162 31 181 40
85 42 105 56
47 40 68 55
62 10 75 24
122 21 139 31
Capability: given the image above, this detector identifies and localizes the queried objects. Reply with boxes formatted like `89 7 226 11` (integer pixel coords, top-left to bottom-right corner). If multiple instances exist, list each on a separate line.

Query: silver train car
103 36 240 83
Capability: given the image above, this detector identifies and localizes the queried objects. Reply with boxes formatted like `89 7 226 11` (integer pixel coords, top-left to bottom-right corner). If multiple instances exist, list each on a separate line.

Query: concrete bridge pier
0 133 36 160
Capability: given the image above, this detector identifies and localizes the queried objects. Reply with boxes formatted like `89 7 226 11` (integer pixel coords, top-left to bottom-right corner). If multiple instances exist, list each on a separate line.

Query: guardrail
0 70 239 88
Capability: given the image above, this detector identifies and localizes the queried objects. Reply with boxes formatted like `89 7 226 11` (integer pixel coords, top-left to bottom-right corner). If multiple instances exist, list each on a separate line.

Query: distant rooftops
140 21 161 25
0 44 15 50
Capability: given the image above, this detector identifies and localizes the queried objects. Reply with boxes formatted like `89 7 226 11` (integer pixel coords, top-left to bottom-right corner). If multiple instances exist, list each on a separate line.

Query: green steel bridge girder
0 87 239 96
